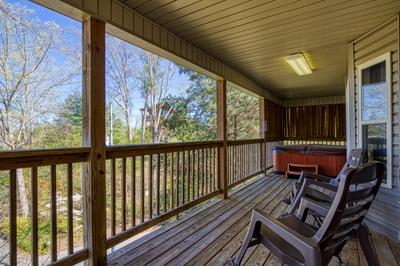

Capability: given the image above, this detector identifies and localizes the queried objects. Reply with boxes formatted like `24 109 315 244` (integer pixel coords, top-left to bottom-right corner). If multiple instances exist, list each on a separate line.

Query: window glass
361 61 387 121
362 123 387 183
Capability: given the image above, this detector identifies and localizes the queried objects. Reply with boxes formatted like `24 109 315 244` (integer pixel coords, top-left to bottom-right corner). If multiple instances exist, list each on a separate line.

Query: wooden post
82 17 107 266
259 97 266 174
217 79 228 199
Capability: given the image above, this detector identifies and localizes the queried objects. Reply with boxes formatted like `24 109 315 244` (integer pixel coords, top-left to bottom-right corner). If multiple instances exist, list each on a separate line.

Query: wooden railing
226 139 264 188
0 139 279 264
0 148 90 266
105 141 223 248
265 141 283 168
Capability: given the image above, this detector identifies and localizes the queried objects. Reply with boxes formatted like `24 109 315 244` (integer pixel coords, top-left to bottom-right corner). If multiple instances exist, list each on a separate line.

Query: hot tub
273 145 347 177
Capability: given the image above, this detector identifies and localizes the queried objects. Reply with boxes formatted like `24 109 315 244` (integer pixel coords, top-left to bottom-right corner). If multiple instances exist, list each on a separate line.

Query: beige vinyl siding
39 0 281 104
353 17 399 190
350 16 400 241
283 95 345 107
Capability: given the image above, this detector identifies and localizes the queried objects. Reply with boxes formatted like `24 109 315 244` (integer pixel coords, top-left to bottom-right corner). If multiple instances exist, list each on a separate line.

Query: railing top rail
0 147 90 159
0 147 90 170
106 140 223 159
227 138 264 145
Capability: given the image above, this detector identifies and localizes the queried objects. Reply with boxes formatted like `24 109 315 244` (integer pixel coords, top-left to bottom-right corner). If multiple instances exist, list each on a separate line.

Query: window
357 53 392 187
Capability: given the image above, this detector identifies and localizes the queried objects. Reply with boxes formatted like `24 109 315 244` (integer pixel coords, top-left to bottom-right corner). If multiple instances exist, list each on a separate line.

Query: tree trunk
16 168 30 216
125 111 132 142
141 105 147 143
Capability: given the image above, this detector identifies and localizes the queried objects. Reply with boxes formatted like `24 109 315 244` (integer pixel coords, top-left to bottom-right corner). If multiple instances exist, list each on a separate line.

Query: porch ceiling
120 0 400 99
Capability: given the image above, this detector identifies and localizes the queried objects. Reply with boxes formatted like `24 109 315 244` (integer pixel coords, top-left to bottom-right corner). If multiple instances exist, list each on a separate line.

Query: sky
5 0 197 124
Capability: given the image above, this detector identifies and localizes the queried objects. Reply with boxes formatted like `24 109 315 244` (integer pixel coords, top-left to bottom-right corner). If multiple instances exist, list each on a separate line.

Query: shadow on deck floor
108 173 400 266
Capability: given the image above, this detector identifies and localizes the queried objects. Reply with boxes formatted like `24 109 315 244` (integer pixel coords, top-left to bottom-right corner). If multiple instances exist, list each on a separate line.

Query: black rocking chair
229 161 385 266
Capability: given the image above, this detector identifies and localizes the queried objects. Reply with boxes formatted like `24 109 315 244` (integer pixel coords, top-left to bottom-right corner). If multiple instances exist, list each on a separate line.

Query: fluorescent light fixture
285 53 312 76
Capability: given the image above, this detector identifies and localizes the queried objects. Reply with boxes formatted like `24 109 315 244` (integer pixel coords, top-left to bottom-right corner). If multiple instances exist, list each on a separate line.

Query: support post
217 79 228 199
82 17 107 265
259 97 266 174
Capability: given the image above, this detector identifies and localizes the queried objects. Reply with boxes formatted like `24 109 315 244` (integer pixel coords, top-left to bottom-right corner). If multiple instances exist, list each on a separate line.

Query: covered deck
107 173 400 266
1 0 400 265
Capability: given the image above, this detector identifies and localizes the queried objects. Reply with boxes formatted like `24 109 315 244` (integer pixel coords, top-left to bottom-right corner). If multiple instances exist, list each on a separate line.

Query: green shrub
1 215 69 254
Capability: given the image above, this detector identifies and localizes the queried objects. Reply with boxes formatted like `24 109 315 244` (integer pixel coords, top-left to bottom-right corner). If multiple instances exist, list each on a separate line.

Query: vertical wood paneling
284 104 346 140
265 99 285 141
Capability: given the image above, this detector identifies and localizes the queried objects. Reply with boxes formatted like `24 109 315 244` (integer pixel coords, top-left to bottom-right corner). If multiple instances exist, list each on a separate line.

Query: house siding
350 16 400 241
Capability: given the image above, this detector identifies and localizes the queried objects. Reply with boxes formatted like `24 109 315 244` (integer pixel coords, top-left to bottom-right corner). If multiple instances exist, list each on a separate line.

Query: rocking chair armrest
303 178 338 192
299 171 331 183
288 178 337 215
252 209 318 252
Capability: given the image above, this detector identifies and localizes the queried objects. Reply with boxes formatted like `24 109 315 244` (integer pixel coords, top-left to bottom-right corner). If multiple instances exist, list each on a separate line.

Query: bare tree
106 35 139 142
139 52 179 143
0 0 80 216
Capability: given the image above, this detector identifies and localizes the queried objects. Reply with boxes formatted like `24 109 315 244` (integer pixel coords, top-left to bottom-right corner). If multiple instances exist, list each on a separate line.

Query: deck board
108 173 400 266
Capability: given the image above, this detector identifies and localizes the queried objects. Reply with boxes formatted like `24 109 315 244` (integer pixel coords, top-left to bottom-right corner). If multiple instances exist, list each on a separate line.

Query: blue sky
6 0 195 124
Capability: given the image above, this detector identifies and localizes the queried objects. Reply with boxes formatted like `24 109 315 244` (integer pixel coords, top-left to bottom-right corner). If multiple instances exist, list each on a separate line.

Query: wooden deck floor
108 173 400 266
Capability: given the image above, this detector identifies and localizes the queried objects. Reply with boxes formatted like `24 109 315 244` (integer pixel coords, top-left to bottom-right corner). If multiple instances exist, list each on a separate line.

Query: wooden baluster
111 159 116 235
9 169 17 266
122 157 127 231
31 167 39 265
208 148 211 193
206 148 209 194
140 155 145 223
163 153 167 213
156 153 160 216
205 148 208 194
233 146 235 183
51 165 57 262
214 148 217 191
196 149 200 199
182 150 186 204
67 164 73 255
238 145 241 181
169 153 174 210
229 146 231 185
210 148 214 192
176 152 180 206
202 149 205 196
131 157 136 227
149 154 153 219
244 145 247 178
191 150 195 201
187 150 191 203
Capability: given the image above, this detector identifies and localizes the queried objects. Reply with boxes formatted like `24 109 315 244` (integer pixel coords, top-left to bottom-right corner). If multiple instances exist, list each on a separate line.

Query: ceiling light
285 53 312 76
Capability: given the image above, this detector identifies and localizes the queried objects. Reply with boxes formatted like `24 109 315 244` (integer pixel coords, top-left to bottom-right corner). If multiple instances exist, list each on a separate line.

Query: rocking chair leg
357 224 379 266
228 218 260 266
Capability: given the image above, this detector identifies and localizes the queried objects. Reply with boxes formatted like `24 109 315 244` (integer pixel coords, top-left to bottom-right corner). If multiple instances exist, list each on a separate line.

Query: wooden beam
217 79 228 199
259 97 266 174
82 17 107 266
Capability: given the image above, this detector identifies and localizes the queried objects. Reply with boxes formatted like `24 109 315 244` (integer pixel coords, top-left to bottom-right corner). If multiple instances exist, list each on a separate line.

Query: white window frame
356 52 392 188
